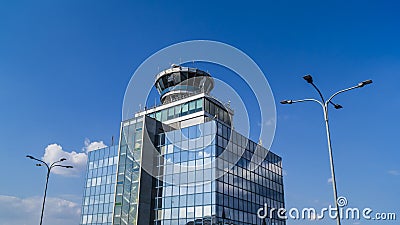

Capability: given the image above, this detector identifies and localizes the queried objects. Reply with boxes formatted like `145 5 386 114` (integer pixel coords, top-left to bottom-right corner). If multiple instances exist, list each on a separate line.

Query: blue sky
0 0 399 224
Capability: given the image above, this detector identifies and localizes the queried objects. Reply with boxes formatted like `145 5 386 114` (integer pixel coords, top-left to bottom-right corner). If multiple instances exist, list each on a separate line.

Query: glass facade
203 98 231 126
155 121 217 225
81 146 119 225
113 116 144 225
147 99 203 122
146 97 231 126
154 120 285 225
213 122 285 225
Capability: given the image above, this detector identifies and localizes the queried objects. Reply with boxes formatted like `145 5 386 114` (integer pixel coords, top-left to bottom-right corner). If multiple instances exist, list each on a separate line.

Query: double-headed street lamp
26 155 73 225
281 75 372 225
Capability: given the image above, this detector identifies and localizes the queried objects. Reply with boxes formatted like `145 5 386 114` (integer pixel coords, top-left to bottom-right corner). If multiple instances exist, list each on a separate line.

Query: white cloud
40 139 107 176
83 138 107 152
0 195 80 225
328 178 333 183
42 144 87 176
388 170 400 176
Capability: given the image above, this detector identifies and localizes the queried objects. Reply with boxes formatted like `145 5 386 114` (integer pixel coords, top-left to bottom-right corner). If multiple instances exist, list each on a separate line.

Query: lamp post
26 155 73 225
281 75 372 225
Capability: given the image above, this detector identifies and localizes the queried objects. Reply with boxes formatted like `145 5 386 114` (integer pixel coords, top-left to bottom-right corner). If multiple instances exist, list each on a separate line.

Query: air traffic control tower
80 65 285 225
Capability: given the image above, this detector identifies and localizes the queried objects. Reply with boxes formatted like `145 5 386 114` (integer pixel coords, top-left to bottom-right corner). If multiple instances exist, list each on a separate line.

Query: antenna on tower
111 136 114 146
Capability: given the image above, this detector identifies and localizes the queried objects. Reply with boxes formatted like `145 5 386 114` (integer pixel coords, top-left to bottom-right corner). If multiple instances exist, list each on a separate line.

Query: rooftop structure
155 64 214 104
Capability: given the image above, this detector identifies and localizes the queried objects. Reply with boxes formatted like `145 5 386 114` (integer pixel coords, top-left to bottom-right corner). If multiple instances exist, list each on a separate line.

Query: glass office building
81 145 119 225
80 65 285 225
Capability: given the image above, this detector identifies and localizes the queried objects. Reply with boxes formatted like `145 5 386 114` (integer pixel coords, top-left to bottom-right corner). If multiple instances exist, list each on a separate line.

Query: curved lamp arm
326 80 372 106
26 155 49 170
326 86 358 106
52 165 73 169
310 83 325 103
281 98 324 108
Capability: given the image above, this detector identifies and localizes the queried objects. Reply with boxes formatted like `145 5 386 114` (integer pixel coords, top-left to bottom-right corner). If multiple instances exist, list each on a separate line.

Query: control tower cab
155 64 214 104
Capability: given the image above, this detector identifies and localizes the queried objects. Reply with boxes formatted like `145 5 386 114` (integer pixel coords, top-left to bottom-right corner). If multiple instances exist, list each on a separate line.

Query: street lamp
281 75 372 225
26 155 73 225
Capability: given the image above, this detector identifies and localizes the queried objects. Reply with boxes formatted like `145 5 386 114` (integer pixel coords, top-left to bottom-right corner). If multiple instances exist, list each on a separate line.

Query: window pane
196 99 203 111
161 109 167 121
156 111 161 121
174 105 182 117
182 103 189 116
168 107 174 118
204 205 212 216
210 102 215 115
195 206 202 218
189 101 196 112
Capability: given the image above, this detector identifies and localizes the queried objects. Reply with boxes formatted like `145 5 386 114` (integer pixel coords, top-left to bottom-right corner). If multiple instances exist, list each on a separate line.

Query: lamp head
280 100 293 104
26 155 34 159
303 75 313 83
60 158 67 162
36 164 42 166
334 104 343 109
358 80 373 88
65 166 73 169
